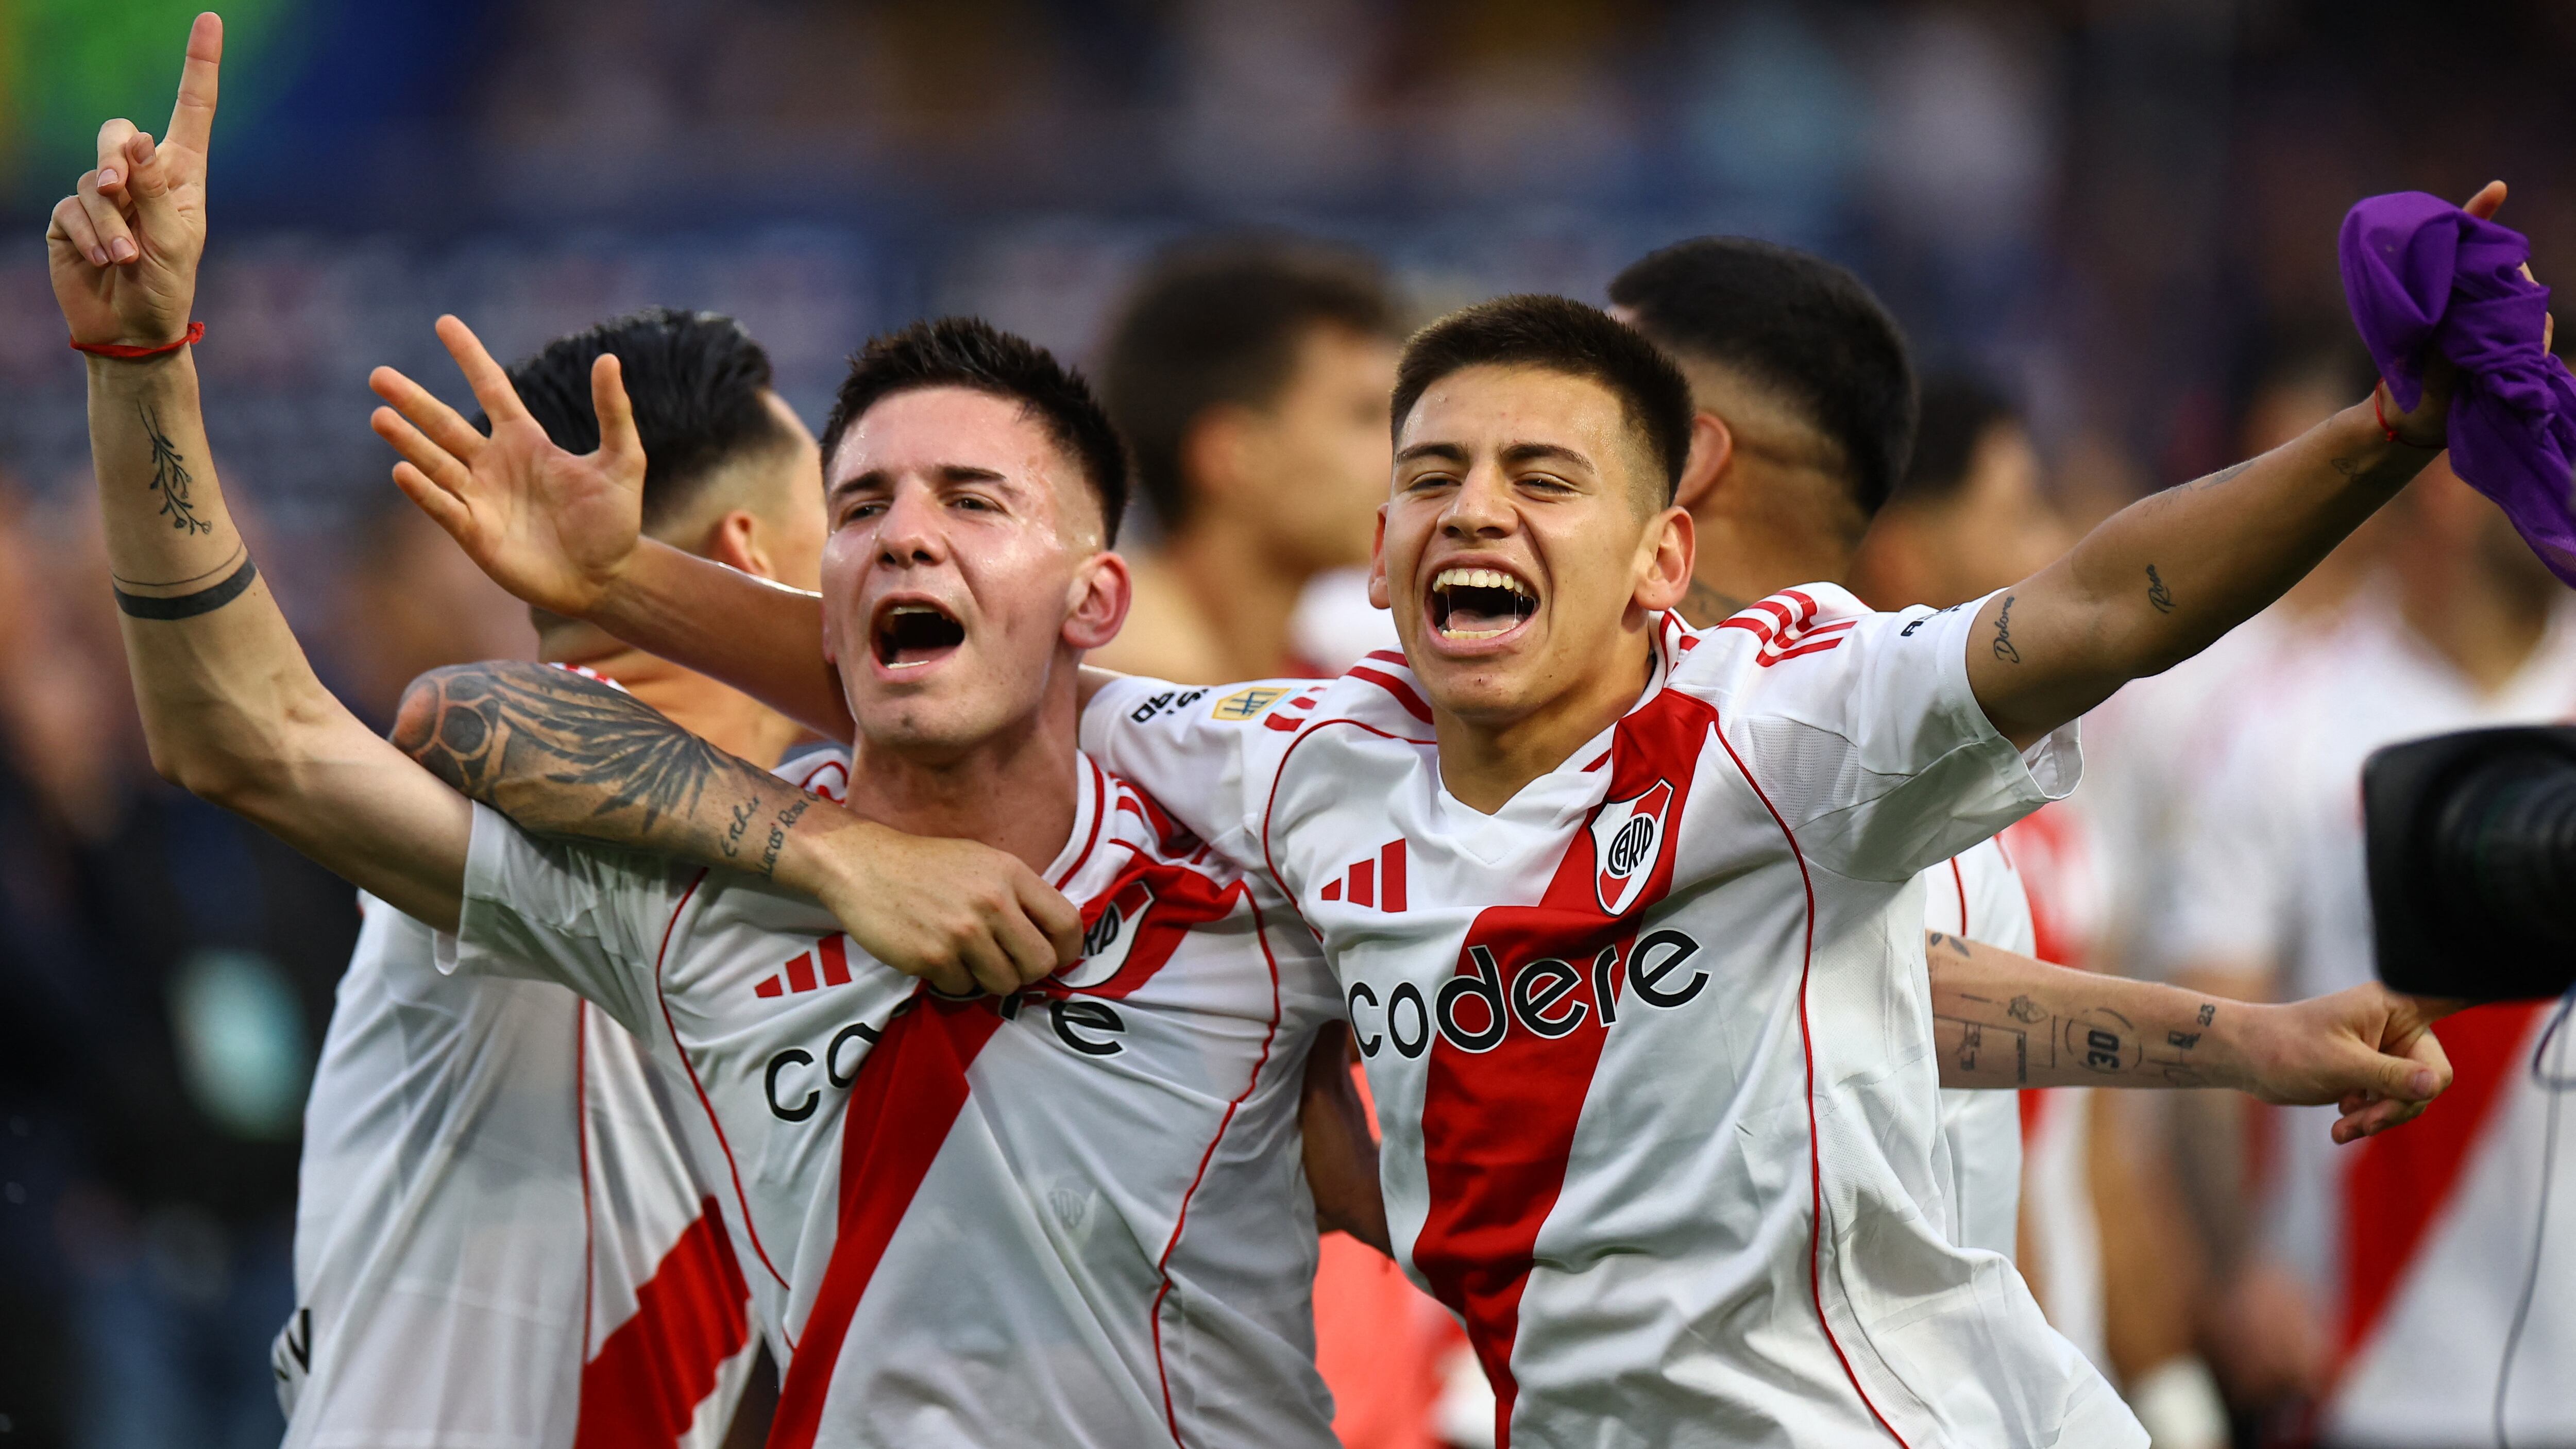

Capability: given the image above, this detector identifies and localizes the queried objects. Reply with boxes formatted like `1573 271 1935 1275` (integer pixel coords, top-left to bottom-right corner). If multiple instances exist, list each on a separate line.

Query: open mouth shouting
872 597 967 672
1428 565 1537 644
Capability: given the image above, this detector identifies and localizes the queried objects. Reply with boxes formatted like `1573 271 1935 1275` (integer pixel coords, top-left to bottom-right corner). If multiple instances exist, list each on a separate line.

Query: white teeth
1431 566 1531 596
891 603 942 616
1439 626 1511 639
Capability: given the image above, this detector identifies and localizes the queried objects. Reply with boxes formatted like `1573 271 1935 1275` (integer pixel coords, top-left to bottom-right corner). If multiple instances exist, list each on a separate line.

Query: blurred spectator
1092 237 1401 684
2163 463 2576 1446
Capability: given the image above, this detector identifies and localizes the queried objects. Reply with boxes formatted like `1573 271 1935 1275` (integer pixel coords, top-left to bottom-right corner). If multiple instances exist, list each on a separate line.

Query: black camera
2365 725 2576 1002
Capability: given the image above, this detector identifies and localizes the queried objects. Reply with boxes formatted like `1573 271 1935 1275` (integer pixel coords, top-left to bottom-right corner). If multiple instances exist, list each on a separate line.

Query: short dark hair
1390 294 1694 502
819 317 1129 546
1103 239 1397 532
1609 238 1915 517
507 307 798 534
1892 374 2020 509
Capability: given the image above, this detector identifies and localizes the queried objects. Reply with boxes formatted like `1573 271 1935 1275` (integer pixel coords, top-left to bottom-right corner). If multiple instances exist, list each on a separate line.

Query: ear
1064 550 1133 653
1366 504 1392 609
703 509 779 581
1633 506 1696 614
1672 410 1733 512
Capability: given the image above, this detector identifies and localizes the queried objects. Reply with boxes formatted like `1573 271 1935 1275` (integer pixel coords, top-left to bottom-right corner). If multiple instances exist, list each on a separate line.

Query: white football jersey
440 749 1344 1449
2167 593 2576 1445
1083 587 2142 1448
279 896 757 1449
1924 840 2036 1265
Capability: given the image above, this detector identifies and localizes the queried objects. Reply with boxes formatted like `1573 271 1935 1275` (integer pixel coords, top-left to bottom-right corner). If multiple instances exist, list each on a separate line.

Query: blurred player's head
1608 238 1914 562
1370 295 1694 726
509 308 826 637
814 318 1131 756
1849 374 2068 610
1104 239 1398 570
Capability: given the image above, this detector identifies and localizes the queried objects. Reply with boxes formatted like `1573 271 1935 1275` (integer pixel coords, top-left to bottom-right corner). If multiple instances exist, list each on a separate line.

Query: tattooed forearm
1679 579 1750 631
2144 564 2175 614
393 660 815 880
1926 929 2219 1090
140 403 213 536
1989 593 2021 664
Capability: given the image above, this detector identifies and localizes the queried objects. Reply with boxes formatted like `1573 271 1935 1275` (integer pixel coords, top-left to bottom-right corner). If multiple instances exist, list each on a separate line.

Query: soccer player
278 307 821 1447
1092 238 1402 683
46 20 1374 1447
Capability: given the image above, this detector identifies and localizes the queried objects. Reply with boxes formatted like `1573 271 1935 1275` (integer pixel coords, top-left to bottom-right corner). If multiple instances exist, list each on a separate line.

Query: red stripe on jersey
1349 858 1376 908
785 951 818 995
1366 650 1409 666
1056 759 1109 890
1408 686 1716 1447
767 995 1009 1448
1948 857 1970 937
1349 666 1435 724
817 935 851 987
572 1201 752 1449
1321 878 1342 902
2331 1001 2547 1382
1706 713 1912 1447
1380 840 1408 913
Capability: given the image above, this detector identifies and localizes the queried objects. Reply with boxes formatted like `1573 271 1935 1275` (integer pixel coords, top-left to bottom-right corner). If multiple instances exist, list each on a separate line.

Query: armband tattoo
113 552 258 620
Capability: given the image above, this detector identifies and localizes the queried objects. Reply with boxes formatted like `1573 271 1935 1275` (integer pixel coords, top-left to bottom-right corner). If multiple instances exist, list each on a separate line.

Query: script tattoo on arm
2144 563 2175 614
140 403 213 536
1989 594 2022 664
393 660 812 879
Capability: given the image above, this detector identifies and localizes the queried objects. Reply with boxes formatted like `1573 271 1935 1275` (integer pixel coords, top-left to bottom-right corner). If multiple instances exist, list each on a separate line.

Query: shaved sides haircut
1609 238 1916 517
507 306 800 534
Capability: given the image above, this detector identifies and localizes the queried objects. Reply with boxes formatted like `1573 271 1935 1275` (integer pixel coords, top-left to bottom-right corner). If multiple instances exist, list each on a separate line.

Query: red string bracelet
69 321 201 359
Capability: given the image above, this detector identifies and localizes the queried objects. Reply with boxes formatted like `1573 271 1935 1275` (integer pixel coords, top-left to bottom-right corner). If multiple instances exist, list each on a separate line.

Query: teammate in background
45 32 1384 1440
1092 238 1402 682
2164 459 2576 1446
1850 372 2226 1449
280 307 821 1448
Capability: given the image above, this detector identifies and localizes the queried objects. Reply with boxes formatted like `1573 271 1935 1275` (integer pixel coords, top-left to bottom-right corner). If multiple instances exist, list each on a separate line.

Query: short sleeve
1079 676 1303 864
432 802 675 1040
1691 587 2080 883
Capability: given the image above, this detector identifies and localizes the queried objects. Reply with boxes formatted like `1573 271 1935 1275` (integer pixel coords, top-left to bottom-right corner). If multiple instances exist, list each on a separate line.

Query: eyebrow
828 463 1010 498
1392 440 1595 473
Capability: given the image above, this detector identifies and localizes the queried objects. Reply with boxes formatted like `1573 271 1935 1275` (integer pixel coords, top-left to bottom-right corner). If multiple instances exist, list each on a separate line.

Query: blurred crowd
5 1 2576 1446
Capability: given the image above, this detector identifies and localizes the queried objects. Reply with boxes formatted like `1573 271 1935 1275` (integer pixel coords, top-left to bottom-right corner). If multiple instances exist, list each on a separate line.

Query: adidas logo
754 936 853 999
1320 839 1408 912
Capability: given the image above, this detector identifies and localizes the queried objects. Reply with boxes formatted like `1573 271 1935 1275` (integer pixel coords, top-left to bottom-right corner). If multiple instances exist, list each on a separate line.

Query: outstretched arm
1964 185 2540 747
48 14 472 931
1927 931 2454 1142
367 319 852 742
394 661 1082 997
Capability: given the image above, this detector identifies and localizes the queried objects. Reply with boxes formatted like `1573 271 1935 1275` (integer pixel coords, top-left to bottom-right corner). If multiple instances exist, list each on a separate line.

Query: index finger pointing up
164 12 222 171
434 315 531 426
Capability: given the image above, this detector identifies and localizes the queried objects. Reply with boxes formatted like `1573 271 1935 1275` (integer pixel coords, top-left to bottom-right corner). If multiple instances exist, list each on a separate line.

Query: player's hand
44 13 222 348
2234 983 2457 1143
2377 180 2558 447
369 316 647 619
812 828 1083 998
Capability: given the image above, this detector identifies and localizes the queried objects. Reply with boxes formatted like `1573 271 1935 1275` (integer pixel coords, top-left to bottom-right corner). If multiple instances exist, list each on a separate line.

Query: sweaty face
820 387 1106 756
1370 364 1684 727
1236 323 1398 570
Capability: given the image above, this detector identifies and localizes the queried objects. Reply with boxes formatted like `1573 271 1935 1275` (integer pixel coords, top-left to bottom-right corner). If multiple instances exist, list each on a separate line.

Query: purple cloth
2340 191 2576 587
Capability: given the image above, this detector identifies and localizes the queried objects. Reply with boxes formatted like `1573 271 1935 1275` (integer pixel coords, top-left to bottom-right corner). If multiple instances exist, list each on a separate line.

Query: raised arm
1965 184 2544 747
394 660 1081 997
1927 931 2454 1142
46 14 471 931
367 321 852 741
